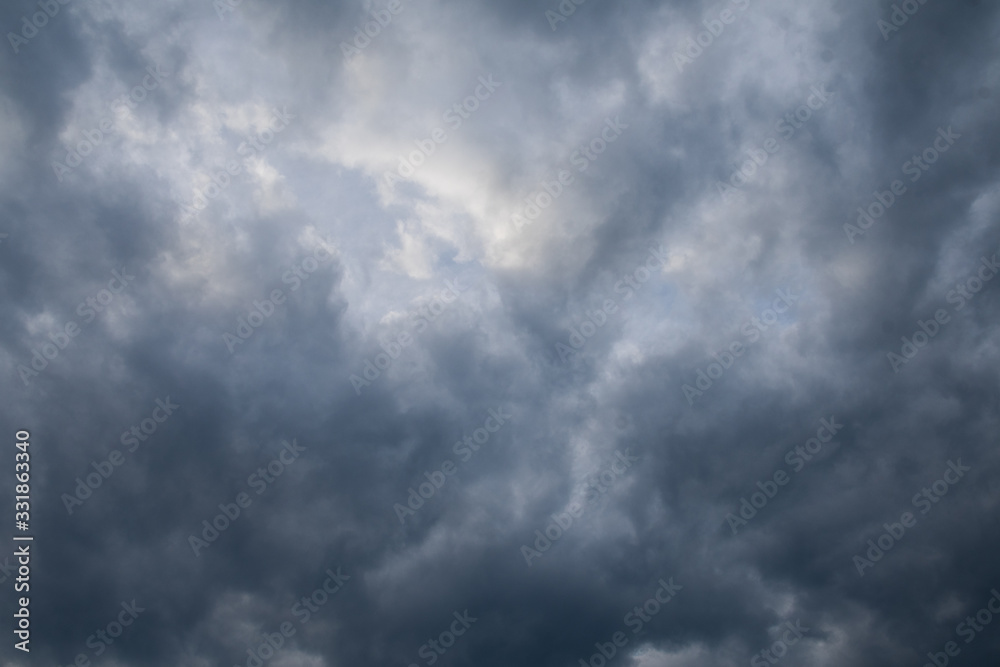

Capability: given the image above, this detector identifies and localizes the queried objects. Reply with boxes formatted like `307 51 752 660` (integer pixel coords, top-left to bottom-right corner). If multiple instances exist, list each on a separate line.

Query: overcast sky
2 0 1000 666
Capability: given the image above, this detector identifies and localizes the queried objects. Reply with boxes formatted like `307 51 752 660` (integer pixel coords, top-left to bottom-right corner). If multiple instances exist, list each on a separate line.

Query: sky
1 0 1000 666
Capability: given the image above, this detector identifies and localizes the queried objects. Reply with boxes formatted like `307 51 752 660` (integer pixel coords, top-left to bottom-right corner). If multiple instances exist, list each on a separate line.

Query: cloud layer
2 1 1000 666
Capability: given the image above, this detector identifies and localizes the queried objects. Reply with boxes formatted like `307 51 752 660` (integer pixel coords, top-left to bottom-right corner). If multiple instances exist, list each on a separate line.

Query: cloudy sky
2 0 1000 666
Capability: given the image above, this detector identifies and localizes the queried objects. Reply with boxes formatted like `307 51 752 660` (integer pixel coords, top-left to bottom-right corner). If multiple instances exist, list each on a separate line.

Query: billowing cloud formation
1 0 999 666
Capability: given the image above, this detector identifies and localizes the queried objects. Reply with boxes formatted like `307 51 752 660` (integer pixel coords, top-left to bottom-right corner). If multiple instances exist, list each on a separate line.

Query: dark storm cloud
1 0 999 666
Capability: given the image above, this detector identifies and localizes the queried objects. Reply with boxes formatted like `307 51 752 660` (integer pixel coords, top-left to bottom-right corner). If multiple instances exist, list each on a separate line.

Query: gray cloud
1 1 999 666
